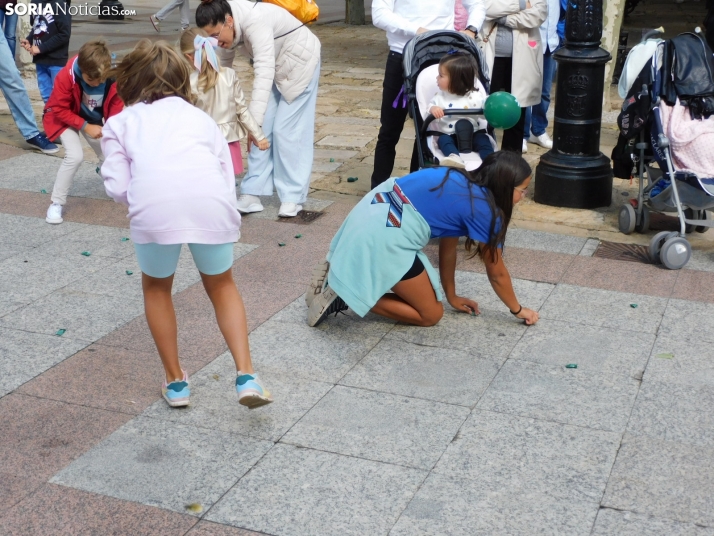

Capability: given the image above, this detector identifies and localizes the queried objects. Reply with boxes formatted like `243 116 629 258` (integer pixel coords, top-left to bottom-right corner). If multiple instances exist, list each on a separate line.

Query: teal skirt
326 177 443 317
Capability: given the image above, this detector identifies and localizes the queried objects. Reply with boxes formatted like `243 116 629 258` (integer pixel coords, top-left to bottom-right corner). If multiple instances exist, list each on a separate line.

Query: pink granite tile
232 240 332 286
0 484 196 536
561 256 679 297
17 344 164 415
0 394 131 510
187 520 268 536
0 143 25 161
671 269 714 303
457 246 575 284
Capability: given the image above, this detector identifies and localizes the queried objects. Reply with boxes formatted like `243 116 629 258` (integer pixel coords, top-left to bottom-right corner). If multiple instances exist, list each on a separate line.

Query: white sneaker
236 194 264 214
529 132 553 149
307 284 348 327
150 14 160 31
439 154 466 169
46 203 63 224
522 139 528 153
278 202 302 217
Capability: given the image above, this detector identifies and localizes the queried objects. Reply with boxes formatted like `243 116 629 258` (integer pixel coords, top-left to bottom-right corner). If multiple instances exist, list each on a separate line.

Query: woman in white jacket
478 0 546 153
196 0 321 218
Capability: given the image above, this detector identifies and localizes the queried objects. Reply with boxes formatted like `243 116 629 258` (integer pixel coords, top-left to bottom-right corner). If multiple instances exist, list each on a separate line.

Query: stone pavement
2 12 714 536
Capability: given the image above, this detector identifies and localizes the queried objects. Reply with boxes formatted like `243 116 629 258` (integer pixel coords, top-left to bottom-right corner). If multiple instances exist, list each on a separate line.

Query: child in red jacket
43 38 123 224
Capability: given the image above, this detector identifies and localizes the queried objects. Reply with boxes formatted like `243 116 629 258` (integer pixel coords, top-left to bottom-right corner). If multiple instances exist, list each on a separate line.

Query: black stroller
615 30 714 269
401 31 494 171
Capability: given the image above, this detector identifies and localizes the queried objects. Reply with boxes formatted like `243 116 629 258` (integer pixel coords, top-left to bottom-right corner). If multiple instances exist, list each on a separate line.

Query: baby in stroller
428 52 494 169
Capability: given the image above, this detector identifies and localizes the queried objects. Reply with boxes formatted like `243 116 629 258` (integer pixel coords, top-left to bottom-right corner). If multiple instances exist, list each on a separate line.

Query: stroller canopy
402 31 490 101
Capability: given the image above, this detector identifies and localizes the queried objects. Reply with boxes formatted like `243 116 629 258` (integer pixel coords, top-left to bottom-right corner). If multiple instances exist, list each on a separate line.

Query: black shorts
400 255 425 281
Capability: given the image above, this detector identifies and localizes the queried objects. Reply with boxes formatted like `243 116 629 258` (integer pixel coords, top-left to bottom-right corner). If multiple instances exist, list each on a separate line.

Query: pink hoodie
101 96 241 245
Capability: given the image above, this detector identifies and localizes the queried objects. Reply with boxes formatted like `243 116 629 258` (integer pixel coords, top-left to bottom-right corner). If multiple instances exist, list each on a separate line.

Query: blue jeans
0 10 18 58
438 132 494 161
0 30 39 139
36 64 63 103
524 48 557 138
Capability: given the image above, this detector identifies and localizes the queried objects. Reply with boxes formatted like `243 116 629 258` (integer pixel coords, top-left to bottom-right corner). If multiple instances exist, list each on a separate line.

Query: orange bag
263 0 319 23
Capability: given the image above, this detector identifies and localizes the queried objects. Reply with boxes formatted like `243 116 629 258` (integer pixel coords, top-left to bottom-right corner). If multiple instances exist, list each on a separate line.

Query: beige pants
50 127 103 206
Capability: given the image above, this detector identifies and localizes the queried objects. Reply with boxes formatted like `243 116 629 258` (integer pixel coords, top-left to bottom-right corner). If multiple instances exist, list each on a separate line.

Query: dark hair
196 0 232 28
439 52 478 96
111 40 193 106
432 151 532 261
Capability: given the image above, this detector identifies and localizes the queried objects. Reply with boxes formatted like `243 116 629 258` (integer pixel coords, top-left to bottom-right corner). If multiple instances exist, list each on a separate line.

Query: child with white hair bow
180 28 268 176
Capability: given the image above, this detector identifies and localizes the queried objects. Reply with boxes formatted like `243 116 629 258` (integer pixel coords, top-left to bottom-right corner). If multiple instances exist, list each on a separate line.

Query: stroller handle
421 109 485 136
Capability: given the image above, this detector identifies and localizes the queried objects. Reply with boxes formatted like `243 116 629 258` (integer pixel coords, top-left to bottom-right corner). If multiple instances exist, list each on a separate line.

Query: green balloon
484 91 521 129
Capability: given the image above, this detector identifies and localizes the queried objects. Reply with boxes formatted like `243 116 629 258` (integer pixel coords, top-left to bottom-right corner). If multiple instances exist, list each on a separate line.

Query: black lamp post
533 0 613 208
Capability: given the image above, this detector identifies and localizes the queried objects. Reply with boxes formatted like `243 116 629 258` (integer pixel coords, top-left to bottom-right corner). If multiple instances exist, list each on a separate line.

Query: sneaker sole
45 217 63 224
307 288 345 327
306 260 329 308
239 393 273 409
439 158 466 169
278 208 302 217
150 16 160 31
163 395 189 407
237 204 264 214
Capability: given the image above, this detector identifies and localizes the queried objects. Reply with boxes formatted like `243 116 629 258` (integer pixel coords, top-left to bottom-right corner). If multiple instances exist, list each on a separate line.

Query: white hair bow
193 35 219 72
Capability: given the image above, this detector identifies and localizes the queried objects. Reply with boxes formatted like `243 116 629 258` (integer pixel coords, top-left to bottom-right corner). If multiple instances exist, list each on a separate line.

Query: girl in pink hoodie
101 39 272 410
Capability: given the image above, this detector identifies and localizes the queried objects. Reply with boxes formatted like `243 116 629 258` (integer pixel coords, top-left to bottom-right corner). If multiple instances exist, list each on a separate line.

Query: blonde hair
111 39 193 106
78 39 112 80
179 27 219 93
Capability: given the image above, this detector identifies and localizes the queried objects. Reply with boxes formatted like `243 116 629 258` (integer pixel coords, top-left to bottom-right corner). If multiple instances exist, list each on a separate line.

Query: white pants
156 0 190 27
50 127 103 206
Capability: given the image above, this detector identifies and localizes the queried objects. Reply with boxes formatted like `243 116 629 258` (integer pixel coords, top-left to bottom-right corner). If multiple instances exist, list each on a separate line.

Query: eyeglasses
209 21 226 39
514 185 528 196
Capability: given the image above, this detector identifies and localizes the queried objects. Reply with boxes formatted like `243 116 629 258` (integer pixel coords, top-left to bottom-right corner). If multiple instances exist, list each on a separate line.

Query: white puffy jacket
218 0 321 125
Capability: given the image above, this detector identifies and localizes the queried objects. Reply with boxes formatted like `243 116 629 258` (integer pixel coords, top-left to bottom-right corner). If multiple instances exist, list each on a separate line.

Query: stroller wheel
684 208 696 234
660 236 691 270
695 210 710 233
635 206 650 233
618 204 636 235
648 231 675 263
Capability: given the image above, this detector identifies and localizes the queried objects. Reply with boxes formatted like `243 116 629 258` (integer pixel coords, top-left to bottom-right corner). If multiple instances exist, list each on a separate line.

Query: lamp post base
534 151 613 209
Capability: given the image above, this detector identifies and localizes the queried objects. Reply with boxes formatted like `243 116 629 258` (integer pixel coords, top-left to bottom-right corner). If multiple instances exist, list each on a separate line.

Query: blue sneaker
162 370 190 407
236 372 273 409
26 133 59 154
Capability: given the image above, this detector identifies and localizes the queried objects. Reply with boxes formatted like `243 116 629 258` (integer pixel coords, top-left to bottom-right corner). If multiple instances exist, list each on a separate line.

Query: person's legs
241 83 280 197
370 270 444 326
50 128 84 205
1 12 18 58
530 49 555 137
523 106 532 140
179 0 190 27
155 0 184 21
36 64 53 103
0 31 40 140
437 134 459 156
271 63 320 204
490 57 526 151
371 51 410 189
501 108 527 151
473 131 495 160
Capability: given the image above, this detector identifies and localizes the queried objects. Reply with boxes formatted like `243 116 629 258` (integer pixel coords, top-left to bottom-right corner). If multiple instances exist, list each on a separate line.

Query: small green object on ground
565 364 578 369
121 237 130 242
95 166 101 175
184 503 203 513
55 329 66 336
656 352 674 359
329 158 335 162
40 189 47 194
347 176 358 183
81 251 91 256
295 234 303 239
278 242 286 247
630 303 638 308
125 270 133 275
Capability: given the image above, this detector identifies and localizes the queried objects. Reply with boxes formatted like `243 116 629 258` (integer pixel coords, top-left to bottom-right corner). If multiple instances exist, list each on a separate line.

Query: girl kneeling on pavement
101 39 272 409
306 151 540 328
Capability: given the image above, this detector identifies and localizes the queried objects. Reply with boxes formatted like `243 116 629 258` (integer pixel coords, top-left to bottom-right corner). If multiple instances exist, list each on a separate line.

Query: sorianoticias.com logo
5 3 136 16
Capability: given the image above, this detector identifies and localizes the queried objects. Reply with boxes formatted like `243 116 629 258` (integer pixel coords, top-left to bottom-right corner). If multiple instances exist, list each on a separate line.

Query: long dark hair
195 0 232 28
432 151 532 261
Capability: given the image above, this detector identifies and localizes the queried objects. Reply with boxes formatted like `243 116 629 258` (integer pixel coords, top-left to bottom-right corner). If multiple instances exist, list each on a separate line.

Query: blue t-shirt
396 167 497 244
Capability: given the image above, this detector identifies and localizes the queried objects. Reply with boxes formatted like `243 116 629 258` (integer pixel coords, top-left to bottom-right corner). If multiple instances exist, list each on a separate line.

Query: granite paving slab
508 319 655 377
0 327 90 397
644 333 714 387
0 243 33 262
539 284 668 334
390 472 599 536
51 416 273 516
477 360 640 432
0 213 86 247
504 228 588 255
0 289 144 341
206 444 426 536
0 153 109 199
339 337 501 407
40 225 135 259
591 508 714 536
659 298 714 344
453 271 556 311
246 318 385 383
282 385 469 470
316 135 372 148
627 379 714 447
434 410 621 503
142 352 332 442
603 434 714 526
0 298 28 319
